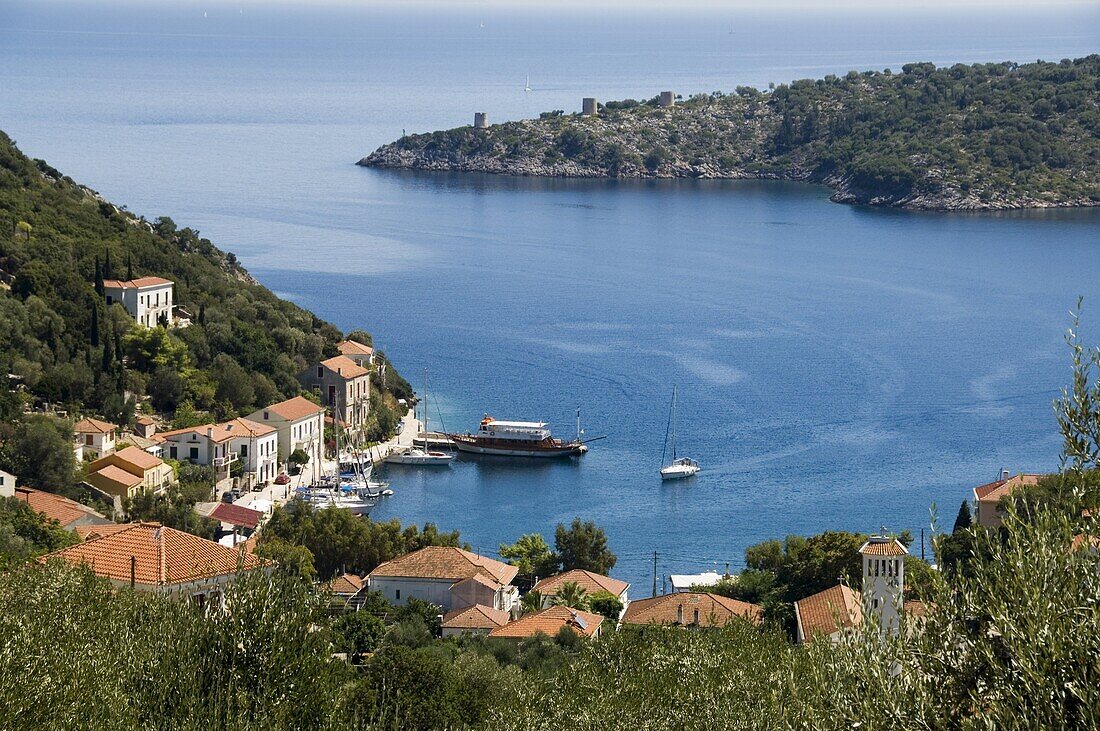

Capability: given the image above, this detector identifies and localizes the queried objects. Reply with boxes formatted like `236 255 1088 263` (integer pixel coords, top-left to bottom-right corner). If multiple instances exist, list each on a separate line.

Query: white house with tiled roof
103 276 174 327
441 604 511 637
157 418 278 487
73 417 117 460
44 522 269 604
367 546 520 613
248 396 326 484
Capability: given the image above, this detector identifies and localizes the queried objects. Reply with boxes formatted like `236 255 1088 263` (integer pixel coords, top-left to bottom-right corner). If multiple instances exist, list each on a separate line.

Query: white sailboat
660 385 700 480
524 74 531 93
386 370 455 466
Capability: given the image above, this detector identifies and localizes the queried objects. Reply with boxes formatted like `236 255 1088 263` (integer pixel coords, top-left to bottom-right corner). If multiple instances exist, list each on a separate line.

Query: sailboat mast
423 368 429 449
671 385 678 461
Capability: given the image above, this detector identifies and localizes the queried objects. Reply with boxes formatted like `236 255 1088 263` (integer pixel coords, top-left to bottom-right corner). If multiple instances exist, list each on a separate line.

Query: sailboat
524 74 532 93
386 371 455 466
660 386 700 480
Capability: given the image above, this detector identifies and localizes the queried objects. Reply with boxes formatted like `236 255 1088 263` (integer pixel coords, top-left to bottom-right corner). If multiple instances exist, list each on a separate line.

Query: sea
2 0 1099 590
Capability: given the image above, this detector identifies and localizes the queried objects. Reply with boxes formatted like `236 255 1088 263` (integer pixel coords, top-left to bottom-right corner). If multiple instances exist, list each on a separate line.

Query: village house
0 468 16 494
248 396 325 484
489 605 605 640
73 417 117 461
103 276 175 327
46 522 268 605
337 339 375 368
329 573 371 611
366 546 520 613
533 569 630 614
85 445 175 505
298 356 370 435
973 471 1042 528
5 485 112 531
195 501 265 547
441 604 511 637
794 534 923 644
621 592 762 628
668 571 723 593
156 418 279 488
134 416 156 439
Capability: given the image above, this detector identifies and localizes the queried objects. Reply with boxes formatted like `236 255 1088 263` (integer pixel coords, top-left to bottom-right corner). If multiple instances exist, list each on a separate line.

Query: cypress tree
89 304 100 348
198 304 206 325
126 254 133 281
952 499 973 533
94 256 104 295
103 248 112 280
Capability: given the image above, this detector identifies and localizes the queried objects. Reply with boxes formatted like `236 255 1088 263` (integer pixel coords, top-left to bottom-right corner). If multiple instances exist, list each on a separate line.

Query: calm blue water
3 1 1099 589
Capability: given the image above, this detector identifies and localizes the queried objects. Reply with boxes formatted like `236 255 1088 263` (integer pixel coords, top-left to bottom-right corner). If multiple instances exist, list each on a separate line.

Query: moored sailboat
660 386 700 480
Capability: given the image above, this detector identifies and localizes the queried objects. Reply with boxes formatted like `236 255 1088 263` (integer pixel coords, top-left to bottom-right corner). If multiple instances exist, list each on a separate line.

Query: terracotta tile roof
259 396 325 422
221 417 276 438
859 537 909 557
1072 533 1100 552
452 573 501 591
14 487 109 529
338 340 374 357
156 423 231 444
90 464 143 488
209 503 264 530
973 473 1041 503
239 533 260 556
320 355 369 380
330 573 366 596
44 522 265 587
109 445 163 472
74 417 116 434
443 604 510 630
489 605 603 639
76 523 133 541
904 600 931 618
795 584 863 643
136 416 155 426
622 592 763 627
533 569 629 598
102 276 173 289
368 546 518 586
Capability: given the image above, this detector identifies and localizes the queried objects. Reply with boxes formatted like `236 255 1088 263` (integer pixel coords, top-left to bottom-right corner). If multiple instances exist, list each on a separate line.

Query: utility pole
652 550 658 598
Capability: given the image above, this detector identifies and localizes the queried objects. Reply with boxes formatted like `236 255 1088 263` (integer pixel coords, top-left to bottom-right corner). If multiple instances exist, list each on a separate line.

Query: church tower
859 531 908 638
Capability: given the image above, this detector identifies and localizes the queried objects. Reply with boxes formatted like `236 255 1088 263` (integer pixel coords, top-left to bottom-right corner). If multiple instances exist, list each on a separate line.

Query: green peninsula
360 56 1100 210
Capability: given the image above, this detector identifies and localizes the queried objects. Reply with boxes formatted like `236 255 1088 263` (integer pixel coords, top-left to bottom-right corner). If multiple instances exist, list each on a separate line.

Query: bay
2 0 1098 589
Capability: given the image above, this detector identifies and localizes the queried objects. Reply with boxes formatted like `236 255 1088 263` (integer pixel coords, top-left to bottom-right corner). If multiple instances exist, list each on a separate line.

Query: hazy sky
38 0 1100 7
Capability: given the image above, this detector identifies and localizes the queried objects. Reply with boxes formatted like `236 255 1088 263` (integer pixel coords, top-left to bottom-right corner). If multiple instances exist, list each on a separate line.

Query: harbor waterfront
3 2 1099 590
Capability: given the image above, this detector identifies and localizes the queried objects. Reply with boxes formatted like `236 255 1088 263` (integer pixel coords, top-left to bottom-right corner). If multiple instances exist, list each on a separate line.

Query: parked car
274 472 290 485
220 491 234 504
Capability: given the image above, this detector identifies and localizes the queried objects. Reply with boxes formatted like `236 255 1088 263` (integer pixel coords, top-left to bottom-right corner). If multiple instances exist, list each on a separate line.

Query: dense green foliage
0 130 409 489
366 57 1100 209
258 500 466 580
0 496 78 564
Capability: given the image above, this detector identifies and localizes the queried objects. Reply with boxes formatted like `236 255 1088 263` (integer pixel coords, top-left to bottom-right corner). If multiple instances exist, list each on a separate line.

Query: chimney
1001 468 1011 480
207 427 213 439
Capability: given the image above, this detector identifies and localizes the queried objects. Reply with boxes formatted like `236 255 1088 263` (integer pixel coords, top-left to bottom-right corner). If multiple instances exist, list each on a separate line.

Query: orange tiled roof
259 396 325 422
44 522 265 587
533 569 629 598
320 355 369 380
973 473 1042 503
76 523 133 541
209 502 264 530
859 537 909 557
330 573 366 596
14 487 108 529
108 445 162 472
337 340 374 357
90 464 143 488
622 592 763 627
795 584 863 643
369 546 518 586
442 604 510 630
489 605 603 639
102 276 172 289
156 418 274 444
74 417 116 434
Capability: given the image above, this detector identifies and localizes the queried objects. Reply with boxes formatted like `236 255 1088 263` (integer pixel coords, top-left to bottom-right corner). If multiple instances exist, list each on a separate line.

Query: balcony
213 452 238 469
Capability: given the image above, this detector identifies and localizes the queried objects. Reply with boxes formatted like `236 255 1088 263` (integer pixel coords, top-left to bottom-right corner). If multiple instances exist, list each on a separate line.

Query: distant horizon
12 0 1099 10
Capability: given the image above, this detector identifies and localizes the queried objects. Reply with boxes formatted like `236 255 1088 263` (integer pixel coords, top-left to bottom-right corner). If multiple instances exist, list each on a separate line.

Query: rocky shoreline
359 147 1097 211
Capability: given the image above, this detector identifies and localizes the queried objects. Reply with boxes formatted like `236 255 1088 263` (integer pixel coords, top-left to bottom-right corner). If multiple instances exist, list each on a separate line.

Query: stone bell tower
859 530 908 638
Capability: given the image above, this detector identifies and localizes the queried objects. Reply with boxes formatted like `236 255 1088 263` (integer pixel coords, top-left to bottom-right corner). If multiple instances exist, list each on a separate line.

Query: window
170 446 177 459
317 366 324 379
85 435 93 446
189 447 198 460
106 295 113 305
263 411 269 420
240 444 248 458
395 589 401 601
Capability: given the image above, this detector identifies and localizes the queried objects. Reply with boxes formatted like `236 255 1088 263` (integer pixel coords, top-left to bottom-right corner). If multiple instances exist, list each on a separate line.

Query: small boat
524 74 532 93
386 370 455 466
449 410 594 458
660 386 700 480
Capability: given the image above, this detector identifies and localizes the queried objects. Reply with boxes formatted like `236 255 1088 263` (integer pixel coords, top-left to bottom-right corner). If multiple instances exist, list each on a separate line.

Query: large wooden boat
449 416 589 458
